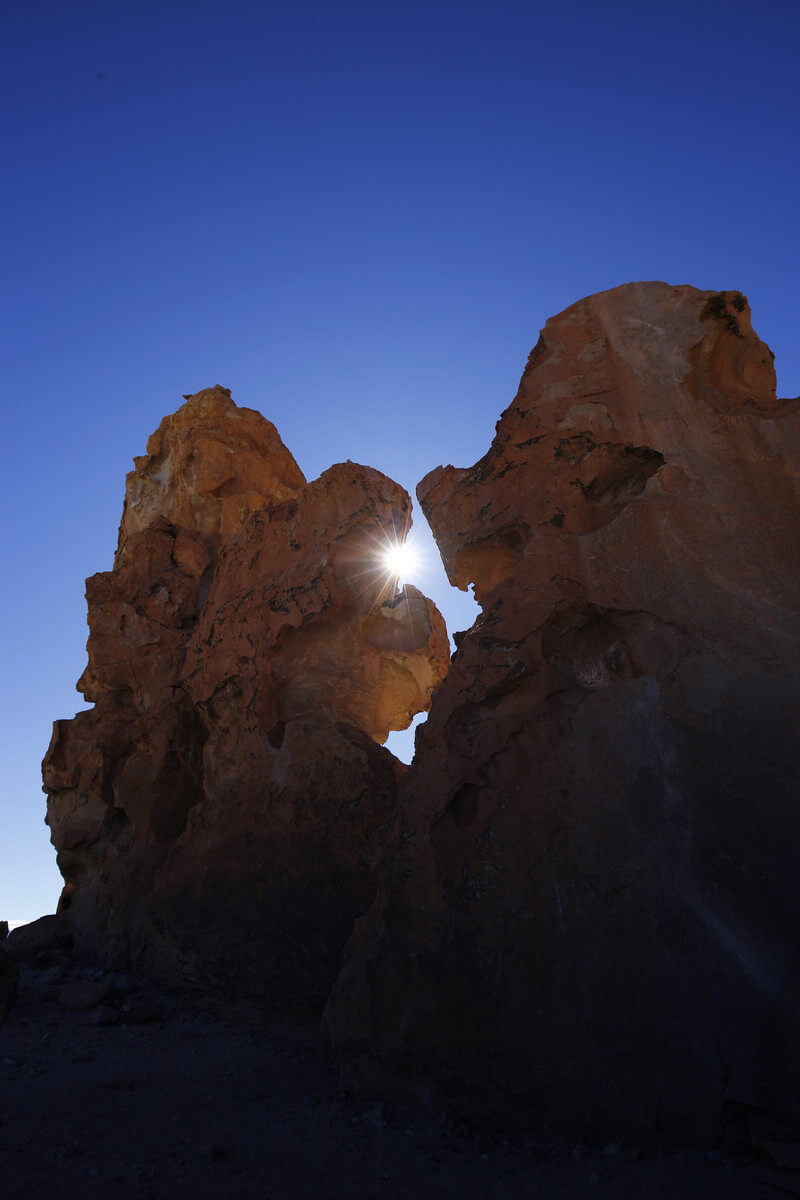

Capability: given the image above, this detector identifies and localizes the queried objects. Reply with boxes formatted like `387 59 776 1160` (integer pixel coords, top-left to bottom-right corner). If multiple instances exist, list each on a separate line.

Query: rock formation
42 286 800 1145
43 387 448 1014
325 284 800 1143
136 462 448 1016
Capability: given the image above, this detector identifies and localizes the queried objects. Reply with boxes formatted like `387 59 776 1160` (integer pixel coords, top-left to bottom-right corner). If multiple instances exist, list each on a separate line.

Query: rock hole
267 720 286 749
584 445 664 505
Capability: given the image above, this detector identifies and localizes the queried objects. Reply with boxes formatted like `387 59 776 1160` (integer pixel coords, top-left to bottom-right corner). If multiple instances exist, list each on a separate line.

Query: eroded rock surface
137 463 448 1016
43 387 447 1013
325 283 800 1143
119 385 306 556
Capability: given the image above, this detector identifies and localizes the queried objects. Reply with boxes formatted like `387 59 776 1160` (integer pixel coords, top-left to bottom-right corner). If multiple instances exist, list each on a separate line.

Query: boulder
5 914 73 963
325 283 800 1144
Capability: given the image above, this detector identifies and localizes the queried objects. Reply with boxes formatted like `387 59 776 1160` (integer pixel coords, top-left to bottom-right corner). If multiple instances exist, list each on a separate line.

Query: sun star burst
381 538 420 584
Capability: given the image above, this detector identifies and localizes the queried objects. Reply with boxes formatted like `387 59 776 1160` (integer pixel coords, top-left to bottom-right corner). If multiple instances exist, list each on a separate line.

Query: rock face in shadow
43 387 448 1014
0 943 18 1020
325 283 800 1143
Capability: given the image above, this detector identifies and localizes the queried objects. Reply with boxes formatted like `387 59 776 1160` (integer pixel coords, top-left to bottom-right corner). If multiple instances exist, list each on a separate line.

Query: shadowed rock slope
324 283 800 1144
43 387 449 1018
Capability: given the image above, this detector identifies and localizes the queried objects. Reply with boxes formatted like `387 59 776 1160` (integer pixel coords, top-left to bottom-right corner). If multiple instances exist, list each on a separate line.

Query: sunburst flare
380 536 421 586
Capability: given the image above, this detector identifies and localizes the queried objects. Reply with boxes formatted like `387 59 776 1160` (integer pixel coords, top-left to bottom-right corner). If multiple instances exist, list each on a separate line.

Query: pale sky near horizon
2 0 799 924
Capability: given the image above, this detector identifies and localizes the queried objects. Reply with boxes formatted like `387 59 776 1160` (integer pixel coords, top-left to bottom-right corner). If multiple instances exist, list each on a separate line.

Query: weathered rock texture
325 283 800 1143
137 463 448 1016
43 387 448 1015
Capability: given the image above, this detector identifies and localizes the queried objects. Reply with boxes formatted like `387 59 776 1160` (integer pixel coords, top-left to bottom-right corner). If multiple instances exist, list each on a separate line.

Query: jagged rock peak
118 385 307 559
418 281 790 604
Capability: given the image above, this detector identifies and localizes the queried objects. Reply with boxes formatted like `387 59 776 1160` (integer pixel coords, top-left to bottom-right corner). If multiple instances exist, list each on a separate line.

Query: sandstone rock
326 283 800 1144
118 385 306 558
134 463 448 1016
44 388 307 961
186 461 449 749
43 389 448 1016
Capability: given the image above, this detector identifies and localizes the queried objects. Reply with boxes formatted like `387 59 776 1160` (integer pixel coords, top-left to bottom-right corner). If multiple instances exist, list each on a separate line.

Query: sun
380 537 420 585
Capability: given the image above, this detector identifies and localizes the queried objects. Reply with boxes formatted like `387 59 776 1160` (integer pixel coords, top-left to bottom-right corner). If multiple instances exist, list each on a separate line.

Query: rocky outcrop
42 288 800 1144
325 284 800 1143
44 388 305 965
186 461 448 750
135 463 449 1016
118 386 306 557
43 388 448 1013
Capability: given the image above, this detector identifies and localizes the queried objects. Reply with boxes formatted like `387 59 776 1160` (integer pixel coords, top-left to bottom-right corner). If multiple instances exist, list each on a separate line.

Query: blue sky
2 0 799 923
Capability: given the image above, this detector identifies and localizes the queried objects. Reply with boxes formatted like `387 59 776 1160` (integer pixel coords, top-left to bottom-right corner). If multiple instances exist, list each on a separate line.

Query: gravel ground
0 957 787 1200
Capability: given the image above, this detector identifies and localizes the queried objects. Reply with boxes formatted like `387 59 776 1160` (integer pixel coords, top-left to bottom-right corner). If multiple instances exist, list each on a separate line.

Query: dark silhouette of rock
0 945 18 1019
43 389 448 1015
5 914 73 964
325 283 800 1144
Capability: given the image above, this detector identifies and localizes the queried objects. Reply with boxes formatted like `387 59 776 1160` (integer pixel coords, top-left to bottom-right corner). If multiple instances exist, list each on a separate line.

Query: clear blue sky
2 0 798 923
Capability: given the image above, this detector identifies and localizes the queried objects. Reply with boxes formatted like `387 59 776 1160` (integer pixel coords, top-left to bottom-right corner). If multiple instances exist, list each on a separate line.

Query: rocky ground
0 945 789 1200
